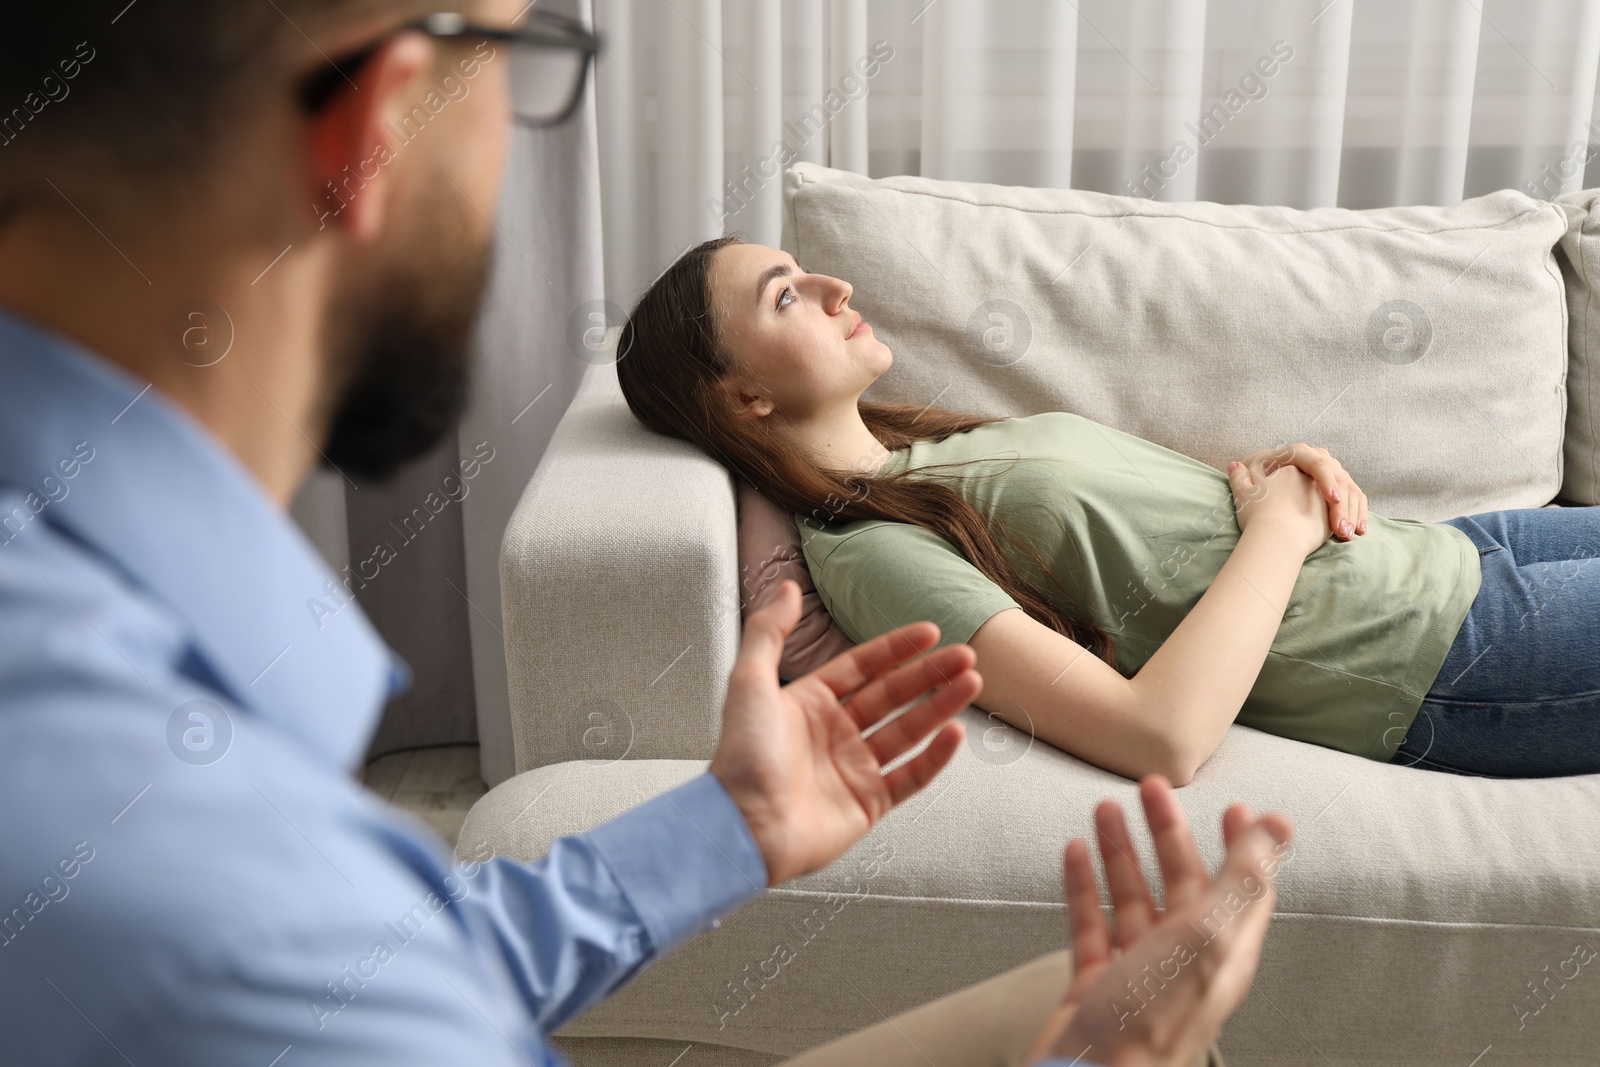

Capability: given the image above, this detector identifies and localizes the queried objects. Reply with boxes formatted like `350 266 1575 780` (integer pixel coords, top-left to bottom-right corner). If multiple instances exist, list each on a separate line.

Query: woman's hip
1425 509 1600 703
1390 506 1600 777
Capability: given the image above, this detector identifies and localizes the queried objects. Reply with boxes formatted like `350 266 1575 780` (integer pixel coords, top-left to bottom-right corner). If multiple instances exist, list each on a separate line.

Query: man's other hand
1028 775 1293 1067
709 579 980 885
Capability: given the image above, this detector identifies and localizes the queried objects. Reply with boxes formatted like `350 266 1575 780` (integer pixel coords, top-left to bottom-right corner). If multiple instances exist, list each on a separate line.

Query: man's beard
320 195 493 483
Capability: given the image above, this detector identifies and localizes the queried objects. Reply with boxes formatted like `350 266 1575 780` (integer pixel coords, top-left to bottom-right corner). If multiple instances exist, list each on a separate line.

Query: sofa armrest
499 361 740 774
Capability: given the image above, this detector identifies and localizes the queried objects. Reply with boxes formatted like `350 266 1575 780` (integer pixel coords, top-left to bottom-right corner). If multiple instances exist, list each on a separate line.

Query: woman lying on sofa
616 235 1600 783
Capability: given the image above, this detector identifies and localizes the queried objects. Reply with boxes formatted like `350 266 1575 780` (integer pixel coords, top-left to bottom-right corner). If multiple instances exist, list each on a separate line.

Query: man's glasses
299 10 602 128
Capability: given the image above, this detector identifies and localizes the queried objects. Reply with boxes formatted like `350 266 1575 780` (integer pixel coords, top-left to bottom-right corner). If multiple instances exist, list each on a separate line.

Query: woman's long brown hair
615 234 1116 666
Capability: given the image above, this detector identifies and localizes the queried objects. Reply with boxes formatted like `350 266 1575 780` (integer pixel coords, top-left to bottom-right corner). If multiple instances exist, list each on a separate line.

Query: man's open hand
1028 776 1292 1067
709 579 981 886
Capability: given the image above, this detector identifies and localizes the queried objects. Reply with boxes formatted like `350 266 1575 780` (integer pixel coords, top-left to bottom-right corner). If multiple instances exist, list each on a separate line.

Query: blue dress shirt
0 309 770 1064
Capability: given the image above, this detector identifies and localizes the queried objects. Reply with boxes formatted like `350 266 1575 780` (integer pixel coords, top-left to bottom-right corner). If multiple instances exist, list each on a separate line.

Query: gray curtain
290 0 602 786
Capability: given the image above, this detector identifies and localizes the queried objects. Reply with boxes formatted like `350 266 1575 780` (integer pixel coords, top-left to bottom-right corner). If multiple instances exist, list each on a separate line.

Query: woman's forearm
1128 517 1309 776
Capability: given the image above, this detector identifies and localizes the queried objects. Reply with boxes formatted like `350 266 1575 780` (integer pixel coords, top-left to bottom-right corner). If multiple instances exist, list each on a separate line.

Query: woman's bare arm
967 511 1312 785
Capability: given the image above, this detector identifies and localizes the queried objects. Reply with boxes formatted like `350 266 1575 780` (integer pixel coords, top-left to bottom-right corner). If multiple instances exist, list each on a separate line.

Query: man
0 2 1290 1063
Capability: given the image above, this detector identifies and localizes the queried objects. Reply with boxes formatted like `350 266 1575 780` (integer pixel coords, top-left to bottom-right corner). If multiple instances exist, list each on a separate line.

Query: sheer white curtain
293 0 1600 787
593 0 1600 304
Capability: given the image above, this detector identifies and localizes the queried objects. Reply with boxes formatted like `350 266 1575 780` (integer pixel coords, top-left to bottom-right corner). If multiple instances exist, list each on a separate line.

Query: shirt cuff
584 772 768 957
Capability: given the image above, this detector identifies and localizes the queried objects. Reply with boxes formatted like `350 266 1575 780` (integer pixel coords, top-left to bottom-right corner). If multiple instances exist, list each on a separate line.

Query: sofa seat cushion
458 719 1600 1065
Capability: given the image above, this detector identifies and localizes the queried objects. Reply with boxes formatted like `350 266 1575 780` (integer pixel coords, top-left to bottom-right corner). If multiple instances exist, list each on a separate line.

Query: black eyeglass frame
298 10 602 128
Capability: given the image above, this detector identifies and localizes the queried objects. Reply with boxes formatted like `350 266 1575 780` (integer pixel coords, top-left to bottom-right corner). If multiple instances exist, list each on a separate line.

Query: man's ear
306 32 437 243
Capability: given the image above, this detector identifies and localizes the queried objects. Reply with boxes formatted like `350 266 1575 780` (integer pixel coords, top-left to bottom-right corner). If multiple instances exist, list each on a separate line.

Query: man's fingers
802 617 941 705
735 579 802 682
1219 810 1291 884
1137 775 1211 913
1205 901 1271 1015
878 720 964 808
1181 819 1286 986
838 642 977 733
1219 816 1283 880
1257 811 1293 850
1062 837 1114 973
863 667 982 766
1095 800 1159 949
1210 818 1287 937
1220 803 1254 850
1186 829 1279 1019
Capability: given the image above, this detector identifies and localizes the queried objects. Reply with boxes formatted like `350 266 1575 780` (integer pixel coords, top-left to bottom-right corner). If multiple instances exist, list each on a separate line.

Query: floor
362 743 488 849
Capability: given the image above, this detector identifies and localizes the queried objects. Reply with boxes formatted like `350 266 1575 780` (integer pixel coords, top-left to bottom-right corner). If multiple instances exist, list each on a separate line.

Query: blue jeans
1388 507 1600 778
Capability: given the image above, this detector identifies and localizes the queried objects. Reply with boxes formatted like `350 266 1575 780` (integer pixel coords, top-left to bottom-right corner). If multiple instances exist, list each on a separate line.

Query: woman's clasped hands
1227 441 1369 556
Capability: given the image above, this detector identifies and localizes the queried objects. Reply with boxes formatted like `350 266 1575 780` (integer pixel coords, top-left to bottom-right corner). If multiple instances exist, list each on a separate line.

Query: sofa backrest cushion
779 162 1572 521
1554 187 1600 506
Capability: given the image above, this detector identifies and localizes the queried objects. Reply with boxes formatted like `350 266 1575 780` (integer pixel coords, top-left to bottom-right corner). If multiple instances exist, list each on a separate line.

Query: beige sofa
465 164 1600 1065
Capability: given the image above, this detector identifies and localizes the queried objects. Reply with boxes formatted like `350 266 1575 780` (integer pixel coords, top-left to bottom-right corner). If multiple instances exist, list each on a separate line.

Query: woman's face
707 242 892 423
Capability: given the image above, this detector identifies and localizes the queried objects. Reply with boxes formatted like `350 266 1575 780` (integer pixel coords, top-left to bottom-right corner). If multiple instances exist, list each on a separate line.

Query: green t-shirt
795 412 1482 762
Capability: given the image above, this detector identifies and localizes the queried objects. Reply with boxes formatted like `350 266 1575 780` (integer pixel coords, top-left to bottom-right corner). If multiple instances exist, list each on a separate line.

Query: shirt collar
0 306 410 769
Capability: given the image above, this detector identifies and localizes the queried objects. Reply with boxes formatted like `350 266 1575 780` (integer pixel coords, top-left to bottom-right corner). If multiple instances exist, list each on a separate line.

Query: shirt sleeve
0 680 769 1066
802 522 1022 650
452 771 769 1033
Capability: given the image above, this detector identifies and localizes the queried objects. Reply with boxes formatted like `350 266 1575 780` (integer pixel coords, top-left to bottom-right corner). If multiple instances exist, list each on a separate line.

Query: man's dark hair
0 1 429 220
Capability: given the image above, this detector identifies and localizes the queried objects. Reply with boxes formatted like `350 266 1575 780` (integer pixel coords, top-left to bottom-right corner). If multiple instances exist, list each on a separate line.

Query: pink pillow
735 477 858 681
